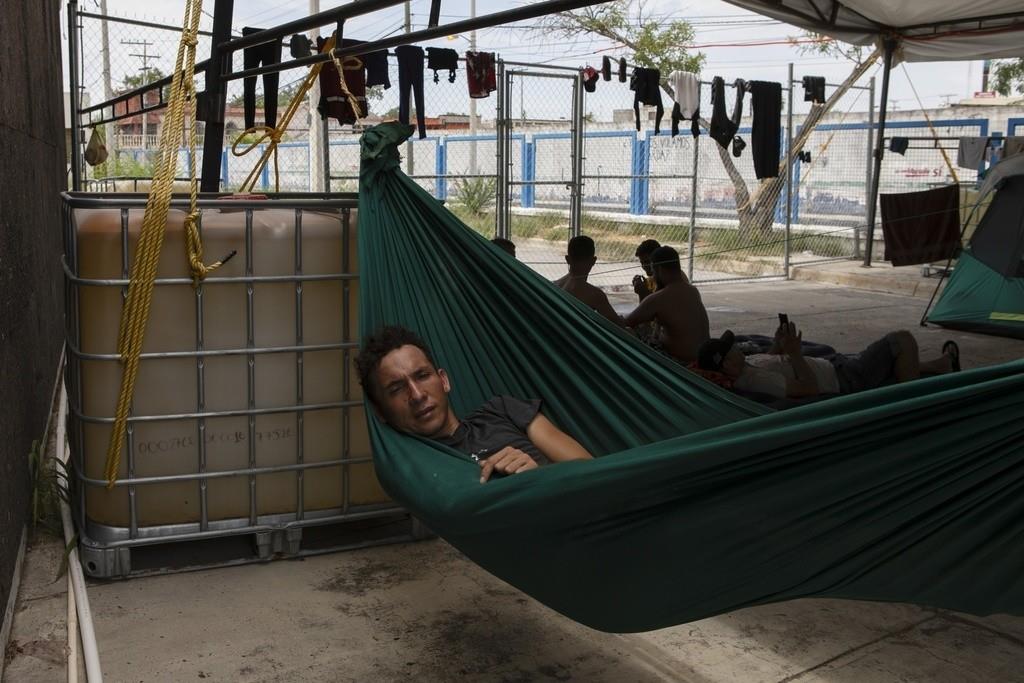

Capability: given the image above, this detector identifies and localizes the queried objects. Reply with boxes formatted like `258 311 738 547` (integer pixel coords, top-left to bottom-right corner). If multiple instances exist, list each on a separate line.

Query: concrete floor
54 281 1024 681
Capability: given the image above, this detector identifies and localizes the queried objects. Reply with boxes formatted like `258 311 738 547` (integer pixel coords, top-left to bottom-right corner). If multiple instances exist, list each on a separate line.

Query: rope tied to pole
230 34 353 194
105 0 223 486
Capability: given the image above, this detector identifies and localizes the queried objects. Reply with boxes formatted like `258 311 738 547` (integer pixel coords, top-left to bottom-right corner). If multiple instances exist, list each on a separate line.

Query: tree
229 81 301 110
118 67 166 93
790 31 869 65
991 58 1024 96
545 3 810 232
541 1 703 76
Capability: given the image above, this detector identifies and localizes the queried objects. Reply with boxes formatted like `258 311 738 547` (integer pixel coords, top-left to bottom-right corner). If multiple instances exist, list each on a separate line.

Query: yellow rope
105 0 224 487
230 34 363 194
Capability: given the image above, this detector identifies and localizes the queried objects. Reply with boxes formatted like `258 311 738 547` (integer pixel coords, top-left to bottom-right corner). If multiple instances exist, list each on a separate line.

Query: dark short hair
567 235 596 261
650 245 681 272
697 330 736 372
635 239 661 258
354 325 437 401
491 237 516 256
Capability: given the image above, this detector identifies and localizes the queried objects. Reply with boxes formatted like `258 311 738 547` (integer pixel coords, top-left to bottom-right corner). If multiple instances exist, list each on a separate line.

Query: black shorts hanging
426 47 458 84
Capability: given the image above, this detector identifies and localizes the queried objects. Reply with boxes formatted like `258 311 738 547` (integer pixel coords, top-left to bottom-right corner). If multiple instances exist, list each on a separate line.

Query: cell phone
778 313 789 327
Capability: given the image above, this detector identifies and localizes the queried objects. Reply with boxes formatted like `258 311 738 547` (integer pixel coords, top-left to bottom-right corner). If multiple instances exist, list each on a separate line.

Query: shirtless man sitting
624 246 710 363
553 235 623 326
355 325 593 482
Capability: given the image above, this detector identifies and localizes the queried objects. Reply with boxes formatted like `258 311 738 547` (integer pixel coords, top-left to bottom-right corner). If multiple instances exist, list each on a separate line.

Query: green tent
358 123 1024 633
928 155 1024 338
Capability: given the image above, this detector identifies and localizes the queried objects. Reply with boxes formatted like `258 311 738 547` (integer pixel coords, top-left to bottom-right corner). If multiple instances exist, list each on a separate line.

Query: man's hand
479 447 538 483
632 274 647 297
779 322 803 357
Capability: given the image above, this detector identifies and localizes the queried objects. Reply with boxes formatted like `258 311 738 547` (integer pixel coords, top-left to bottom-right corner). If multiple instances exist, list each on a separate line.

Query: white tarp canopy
721 1 1024 61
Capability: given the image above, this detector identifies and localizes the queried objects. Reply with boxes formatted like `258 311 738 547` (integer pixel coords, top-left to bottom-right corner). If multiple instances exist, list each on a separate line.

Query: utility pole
122 39 159 150
468 0 478 175
404 1 414 175
308 0 325 191
99 0 118 168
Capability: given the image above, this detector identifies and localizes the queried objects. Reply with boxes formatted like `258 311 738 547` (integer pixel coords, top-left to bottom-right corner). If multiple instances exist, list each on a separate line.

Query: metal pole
784 62 794 278
570 70 583 236
861 74 876 260
863 40 896 267
68 1 83 190
308 0 326 192
200 0 236 192
468 0 478 175
403 1 414 176
99 0 119 170
321 117 331 193
503 63 512 239
688 97 698 282
495 59 506 238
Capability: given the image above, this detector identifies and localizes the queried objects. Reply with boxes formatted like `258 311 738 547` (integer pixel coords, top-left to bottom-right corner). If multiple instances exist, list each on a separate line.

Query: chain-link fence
503 67 577 280
72 11 1003 288
784 75 874 269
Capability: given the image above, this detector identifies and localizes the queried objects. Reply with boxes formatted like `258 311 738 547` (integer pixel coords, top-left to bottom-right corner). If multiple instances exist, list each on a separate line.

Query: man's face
639 253 654 276
373 345 453 438
721 347 745 379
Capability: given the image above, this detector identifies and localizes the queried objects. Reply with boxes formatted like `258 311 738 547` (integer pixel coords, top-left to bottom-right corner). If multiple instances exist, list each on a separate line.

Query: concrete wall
0 0 66 629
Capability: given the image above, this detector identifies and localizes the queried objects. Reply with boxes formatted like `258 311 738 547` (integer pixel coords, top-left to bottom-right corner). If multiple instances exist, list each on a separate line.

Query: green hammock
357 122 1024 633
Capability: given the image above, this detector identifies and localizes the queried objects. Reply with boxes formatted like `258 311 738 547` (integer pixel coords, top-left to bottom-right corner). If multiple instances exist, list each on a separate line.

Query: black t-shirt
437 395 549 466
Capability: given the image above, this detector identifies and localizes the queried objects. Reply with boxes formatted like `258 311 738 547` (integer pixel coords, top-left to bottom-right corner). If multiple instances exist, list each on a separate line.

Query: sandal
942 340 961 372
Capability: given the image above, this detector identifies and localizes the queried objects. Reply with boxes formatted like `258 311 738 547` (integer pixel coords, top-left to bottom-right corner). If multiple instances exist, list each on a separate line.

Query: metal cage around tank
61 192 423 578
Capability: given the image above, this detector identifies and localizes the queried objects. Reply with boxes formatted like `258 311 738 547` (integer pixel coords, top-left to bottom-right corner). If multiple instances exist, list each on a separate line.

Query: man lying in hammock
355 325 594 482
697 322 960 398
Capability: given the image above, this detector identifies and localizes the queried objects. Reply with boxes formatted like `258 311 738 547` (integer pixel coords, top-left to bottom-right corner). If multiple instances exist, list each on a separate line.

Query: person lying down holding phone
696 315 961 399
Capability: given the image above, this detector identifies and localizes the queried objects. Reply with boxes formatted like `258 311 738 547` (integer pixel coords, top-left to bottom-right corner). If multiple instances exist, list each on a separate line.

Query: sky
64 0 993 115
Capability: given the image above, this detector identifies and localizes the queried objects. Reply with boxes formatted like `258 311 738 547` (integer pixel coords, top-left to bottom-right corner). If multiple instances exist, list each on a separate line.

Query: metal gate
496 63 583 281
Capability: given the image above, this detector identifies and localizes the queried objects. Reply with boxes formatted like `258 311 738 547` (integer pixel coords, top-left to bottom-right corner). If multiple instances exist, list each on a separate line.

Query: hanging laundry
618 58 628 83
466 51 496 99
880 184 961 266
363 49 391 89
327 37 389 90
732 135 746 158
629 67 663 134
889 137 909 155
426 47 458 84
668 71 700 138
986 144 1002 166
1003 137 1024 159
709 77 745 149
957 137 989 168
395 45 426 139
242 27 282 129
750 80 782 179
802 75 825 104
288 33 312 59
601 56 612 81
582 66 599 93
316 37 367 126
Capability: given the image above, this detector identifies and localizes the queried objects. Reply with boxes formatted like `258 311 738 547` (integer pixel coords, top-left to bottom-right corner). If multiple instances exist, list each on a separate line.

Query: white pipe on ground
67 572 79 683
56 379 104 682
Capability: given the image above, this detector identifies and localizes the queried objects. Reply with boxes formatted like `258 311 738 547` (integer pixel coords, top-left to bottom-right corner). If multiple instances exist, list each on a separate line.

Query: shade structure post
863 37 897 267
